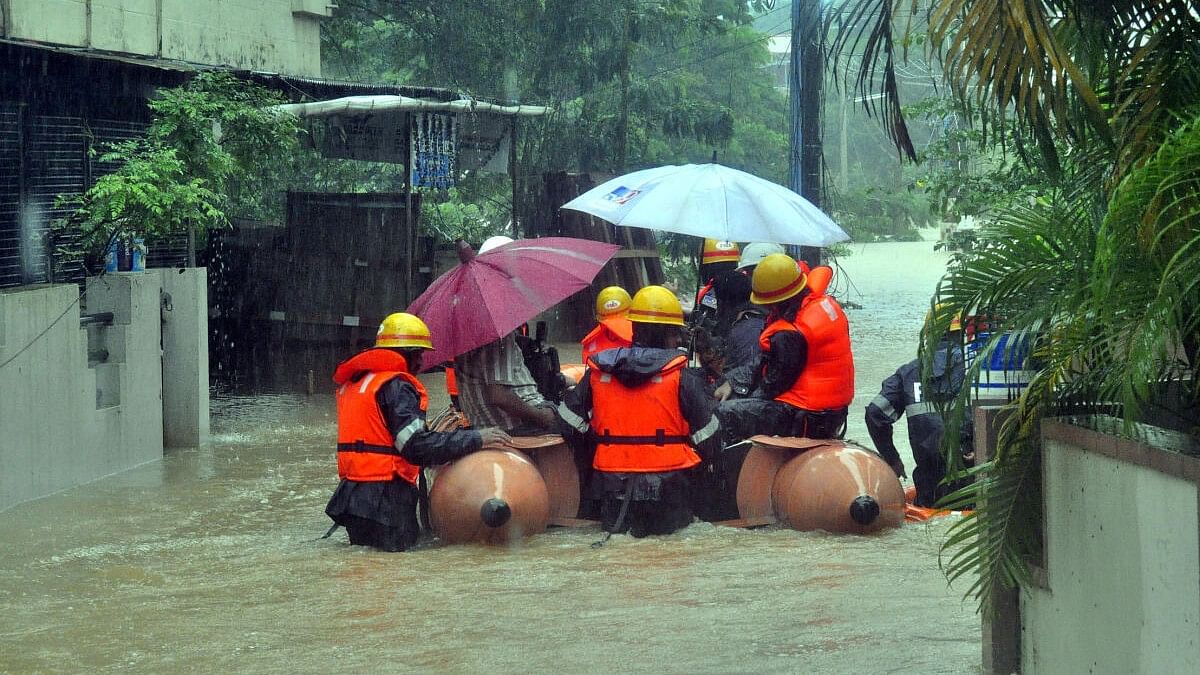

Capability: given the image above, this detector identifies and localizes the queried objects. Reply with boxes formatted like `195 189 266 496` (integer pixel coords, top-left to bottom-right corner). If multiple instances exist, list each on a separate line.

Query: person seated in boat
453 235 560 436
866 305 975 507
581 286 634 364
456 329 560 435
708 245 786 400
325 312 515 552
691 239 741 329
715 253 854 442
557 286 722 537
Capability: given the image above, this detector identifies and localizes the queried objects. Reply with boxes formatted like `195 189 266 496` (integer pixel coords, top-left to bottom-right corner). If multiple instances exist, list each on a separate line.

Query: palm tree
827 0 1200 611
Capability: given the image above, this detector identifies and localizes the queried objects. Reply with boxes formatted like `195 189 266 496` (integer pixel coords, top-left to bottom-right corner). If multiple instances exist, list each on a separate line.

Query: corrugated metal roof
0 37 202 72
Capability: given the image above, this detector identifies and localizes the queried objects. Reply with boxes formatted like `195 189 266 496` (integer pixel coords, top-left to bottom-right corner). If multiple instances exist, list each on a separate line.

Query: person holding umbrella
407 236 622 436
557 286 722 537
325 312 515 552
450 236 560 434
716 253 855 441
710 243 787 399
693 239 740 323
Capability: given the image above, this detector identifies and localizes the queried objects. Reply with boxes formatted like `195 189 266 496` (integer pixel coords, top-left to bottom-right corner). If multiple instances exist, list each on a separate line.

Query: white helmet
737 242 786 270
479 235 515 253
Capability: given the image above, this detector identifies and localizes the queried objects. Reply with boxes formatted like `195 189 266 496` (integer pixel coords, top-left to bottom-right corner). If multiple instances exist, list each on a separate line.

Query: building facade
1 0 331 76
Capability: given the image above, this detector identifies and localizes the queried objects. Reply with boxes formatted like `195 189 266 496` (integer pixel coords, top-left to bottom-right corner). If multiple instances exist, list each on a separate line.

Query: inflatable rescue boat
424 413 906 542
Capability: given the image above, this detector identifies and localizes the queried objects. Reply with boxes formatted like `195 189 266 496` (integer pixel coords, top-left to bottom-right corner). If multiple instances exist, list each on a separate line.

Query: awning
273 95 549 175
275 95 548 118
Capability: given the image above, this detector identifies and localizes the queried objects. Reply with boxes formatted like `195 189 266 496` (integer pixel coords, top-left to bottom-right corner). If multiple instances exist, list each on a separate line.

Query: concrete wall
3 0 329 76
1020 422 1200 674
0 271 209 511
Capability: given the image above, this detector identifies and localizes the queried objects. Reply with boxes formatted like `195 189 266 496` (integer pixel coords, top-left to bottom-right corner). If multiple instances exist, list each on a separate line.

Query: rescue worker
557 286 722 537
581 286 633 364
866 306 974 507
714 244 802 400
716 253 855 441
692 239 740 326
325 312 514 551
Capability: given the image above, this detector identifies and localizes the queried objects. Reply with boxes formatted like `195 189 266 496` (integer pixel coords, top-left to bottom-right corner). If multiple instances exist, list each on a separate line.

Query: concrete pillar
158 267 209 448
975 404 1021 675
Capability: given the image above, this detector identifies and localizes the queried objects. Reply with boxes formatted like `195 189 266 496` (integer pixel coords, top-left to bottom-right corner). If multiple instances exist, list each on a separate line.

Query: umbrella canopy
407 237 620 370
560 163 850 246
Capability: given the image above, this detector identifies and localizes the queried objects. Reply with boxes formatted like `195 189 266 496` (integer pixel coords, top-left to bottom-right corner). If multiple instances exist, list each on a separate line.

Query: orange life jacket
758 281 855 411
588 354 700 473
334 349 427 485
696 277 710 309
444 360 458 397
581 316 634 363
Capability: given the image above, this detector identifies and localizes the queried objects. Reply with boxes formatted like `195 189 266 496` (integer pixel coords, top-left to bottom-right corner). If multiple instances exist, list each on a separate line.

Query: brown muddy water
0 241 980 673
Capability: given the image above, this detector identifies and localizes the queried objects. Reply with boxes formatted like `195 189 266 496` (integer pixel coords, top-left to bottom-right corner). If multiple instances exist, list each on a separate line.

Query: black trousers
690 443 751 523
596 472 693 538
912 443 975 508
341 514 419 552
325 478 421 552
715 399 848 443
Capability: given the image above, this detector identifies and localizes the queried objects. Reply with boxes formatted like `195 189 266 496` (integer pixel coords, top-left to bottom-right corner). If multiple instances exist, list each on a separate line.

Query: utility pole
840 96 849 192
789 0 823 268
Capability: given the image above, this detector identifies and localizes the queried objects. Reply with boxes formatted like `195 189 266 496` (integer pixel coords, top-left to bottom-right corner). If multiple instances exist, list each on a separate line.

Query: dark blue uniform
865 341 973 507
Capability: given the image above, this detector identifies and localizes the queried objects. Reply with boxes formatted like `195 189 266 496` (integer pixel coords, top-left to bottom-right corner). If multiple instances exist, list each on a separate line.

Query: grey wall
1021 435 1200 673
0 270 208 511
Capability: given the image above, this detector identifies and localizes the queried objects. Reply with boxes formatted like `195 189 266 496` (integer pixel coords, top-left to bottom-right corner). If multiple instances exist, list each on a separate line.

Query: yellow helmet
926 303 963 333
702 239 740 264
628 285 685 326
376 312 434 349
595 286 632 318
750 253 808 305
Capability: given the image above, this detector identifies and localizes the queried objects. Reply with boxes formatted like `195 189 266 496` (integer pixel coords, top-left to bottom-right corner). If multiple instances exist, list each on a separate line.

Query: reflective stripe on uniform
690 415 719 445
905 401 939 417
358 372 376 394
870 394 900 421
393 418 424 451
558 402 590 432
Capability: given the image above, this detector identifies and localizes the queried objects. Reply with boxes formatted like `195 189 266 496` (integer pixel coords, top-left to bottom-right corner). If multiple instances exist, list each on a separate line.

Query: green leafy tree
322 1 790 242
55 73 301 264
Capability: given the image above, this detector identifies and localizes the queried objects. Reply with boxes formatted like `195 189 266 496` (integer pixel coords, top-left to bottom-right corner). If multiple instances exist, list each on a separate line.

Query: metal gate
0 106 189 289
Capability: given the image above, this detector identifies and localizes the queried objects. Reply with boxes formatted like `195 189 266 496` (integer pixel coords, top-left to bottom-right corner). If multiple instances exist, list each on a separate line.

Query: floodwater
0 240 980 673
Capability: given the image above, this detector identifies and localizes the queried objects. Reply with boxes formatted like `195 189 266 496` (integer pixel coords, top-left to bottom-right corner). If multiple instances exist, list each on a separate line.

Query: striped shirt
455 334 547 431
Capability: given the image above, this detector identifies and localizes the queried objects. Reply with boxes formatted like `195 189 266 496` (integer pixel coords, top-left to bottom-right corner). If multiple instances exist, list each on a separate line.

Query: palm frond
825 0 921 160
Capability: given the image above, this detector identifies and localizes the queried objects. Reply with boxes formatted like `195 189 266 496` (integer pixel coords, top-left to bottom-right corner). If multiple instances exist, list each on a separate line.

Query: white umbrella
560 163 850 246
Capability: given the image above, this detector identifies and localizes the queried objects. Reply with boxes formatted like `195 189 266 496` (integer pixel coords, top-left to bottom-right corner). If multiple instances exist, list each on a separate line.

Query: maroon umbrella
407 237 621 371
